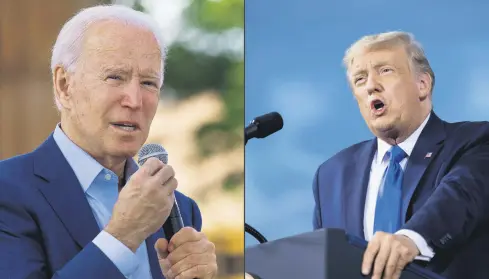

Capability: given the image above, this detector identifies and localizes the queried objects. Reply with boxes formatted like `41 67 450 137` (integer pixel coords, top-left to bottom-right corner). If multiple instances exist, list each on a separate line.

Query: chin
370 118 397 134
107 142 142 158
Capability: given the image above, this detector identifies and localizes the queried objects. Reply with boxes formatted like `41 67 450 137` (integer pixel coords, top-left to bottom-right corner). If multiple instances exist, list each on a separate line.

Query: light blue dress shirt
53 124 153 279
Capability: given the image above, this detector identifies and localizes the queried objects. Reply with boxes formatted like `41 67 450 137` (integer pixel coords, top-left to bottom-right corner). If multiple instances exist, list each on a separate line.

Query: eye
380 67 393 74
107 75 122 80
354 77 365 85
142 81 157 87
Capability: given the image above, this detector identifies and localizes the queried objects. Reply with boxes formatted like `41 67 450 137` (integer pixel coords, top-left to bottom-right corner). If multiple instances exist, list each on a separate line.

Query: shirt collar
376 113 431 164
53 123 139 192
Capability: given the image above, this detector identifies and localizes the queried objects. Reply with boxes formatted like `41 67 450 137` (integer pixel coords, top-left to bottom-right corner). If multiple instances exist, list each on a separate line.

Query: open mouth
111 122 139 132
370 99 386 115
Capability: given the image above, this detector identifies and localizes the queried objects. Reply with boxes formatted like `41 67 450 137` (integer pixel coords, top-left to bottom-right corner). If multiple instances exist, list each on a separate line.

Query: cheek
142 93 159 120
353 92 368 108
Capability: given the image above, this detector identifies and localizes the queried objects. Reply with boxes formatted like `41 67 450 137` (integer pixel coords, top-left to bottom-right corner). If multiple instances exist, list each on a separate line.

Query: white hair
50 4 167 110
343 31 435 93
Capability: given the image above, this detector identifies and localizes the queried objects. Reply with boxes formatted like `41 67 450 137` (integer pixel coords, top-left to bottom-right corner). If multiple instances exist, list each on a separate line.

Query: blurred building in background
0 0 243 278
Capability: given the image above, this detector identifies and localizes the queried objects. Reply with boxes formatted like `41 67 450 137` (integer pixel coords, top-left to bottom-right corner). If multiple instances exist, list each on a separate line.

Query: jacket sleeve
402 141 489 252
0 180 126 279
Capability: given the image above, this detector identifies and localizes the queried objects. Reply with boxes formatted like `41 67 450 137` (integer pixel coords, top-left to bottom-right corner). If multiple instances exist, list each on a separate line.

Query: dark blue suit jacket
313 112 489 279
0 134 203 279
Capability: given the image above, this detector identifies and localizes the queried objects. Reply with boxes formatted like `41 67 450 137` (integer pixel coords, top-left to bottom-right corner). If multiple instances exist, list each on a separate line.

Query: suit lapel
33 135 100 249
343 139 377 238
146 228 166 279
401 113 446 223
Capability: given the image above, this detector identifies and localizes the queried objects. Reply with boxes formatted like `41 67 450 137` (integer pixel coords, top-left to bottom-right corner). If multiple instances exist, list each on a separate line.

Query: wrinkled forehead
347 45 410 76
80 20 163 72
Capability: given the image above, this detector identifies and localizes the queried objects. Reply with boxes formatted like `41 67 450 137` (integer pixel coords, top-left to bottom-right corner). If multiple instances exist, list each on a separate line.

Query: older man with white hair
312 31 489 279
0 4 217 279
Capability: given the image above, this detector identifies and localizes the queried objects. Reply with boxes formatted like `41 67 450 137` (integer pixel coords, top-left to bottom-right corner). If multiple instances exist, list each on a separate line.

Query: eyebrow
100 65 132 75
100 66 160 79
139 70 161 80
350 61 392 77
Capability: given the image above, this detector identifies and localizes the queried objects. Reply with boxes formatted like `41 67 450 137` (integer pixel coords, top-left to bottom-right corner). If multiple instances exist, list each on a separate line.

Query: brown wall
0 0 104 159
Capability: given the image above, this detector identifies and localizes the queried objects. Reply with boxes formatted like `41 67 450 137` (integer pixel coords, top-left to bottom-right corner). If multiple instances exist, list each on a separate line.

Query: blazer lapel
401 113 446 223
343 139 377 238
146 228 166 279
33 134 100 249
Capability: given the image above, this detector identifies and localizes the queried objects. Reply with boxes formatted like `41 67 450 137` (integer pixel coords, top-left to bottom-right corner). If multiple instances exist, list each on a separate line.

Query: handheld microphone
138 143 184 240
245 112 283 144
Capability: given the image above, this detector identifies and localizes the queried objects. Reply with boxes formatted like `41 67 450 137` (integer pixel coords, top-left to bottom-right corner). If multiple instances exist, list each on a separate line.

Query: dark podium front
245 228 445 279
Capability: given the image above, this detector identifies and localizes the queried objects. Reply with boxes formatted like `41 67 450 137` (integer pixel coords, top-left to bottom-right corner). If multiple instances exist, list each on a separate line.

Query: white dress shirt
363 113 435 261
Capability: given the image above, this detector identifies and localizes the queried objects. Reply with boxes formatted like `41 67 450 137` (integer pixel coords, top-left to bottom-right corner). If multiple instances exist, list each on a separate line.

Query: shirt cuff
396 229 435 262
92 230 139 277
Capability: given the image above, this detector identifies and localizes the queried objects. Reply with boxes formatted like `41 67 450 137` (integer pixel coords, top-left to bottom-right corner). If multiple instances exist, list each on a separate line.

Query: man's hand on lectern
362 231 419 279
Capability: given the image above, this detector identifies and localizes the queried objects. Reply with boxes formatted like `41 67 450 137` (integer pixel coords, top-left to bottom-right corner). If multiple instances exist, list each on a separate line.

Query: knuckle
400 248 412 260
165 164 175 175
374 260 384 271
182 226 195 235
207 241 216 253
375 231 386 237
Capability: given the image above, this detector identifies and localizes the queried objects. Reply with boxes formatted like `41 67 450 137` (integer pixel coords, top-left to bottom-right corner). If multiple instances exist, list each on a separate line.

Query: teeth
119 126 135 131
112 123 136 131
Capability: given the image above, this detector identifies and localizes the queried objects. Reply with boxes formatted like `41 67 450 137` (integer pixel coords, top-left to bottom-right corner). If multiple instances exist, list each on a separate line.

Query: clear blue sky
245 0 489 246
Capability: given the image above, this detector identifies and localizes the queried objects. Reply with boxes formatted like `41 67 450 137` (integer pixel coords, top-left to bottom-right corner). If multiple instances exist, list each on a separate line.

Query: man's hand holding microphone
104 157 217 279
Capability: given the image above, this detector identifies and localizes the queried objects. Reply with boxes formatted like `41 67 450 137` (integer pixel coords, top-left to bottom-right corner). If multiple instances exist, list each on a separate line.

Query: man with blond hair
0 4 217 279
312 31 489 279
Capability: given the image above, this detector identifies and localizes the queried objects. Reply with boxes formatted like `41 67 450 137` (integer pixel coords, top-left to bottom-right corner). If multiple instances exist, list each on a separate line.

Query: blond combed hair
343 31 435 93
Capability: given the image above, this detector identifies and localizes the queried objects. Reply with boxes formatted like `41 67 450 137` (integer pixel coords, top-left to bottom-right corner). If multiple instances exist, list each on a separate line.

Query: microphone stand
245 124 268 244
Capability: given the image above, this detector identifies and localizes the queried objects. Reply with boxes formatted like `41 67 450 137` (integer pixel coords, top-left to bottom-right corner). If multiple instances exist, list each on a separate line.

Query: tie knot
389 145 407 164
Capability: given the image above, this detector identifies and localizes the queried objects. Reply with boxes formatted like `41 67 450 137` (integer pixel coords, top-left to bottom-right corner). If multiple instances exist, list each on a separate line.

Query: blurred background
0 0 243 278
245 0 489 246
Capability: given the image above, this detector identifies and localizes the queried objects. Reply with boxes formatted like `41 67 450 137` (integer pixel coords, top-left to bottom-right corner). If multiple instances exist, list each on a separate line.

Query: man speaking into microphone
0 4 217 279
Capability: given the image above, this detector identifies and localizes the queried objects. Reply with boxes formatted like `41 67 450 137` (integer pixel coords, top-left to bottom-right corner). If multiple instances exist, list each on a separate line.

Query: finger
174 264 217 279
169 253 216 278
151 165 176 188
168 227 205 252
140 157 164 176
362 236 381 275
372 239 391 279
155 238 172 277
393 267 403 279
383 248 400 279
167 238 215 265
155 238 170 260
163 177 178 194
394 246 412 277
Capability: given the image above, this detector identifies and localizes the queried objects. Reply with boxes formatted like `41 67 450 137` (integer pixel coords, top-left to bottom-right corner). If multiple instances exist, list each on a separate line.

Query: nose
121 79 142 109
365 74 382 95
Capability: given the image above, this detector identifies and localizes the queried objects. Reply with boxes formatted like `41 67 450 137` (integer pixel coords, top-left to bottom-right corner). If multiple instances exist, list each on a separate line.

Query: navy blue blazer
313 112 489 279
0 134 202 279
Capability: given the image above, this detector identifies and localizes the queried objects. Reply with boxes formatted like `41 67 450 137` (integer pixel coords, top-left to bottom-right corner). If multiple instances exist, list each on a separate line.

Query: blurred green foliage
131 0 244 192
186 0 244 32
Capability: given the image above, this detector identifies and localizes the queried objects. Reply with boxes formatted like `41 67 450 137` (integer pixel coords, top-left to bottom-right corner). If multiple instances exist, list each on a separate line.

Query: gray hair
50 4 167 110
343 31 435 93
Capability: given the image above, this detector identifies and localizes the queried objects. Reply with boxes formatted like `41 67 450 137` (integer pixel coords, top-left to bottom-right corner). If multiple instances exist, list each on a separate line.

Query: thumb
154 238 169 260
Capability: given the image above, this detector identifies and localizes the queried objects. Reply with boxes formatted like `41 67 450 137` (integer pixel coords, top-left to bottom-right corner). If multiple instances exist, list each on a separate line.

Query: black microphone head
252 112 283 138
137 143 168 165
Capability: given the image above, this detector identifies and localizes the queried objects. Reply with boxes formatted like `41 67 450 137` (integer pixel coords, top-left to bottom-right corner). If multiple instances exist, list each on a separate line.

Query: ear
53 65 73 110
416 72 432 100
